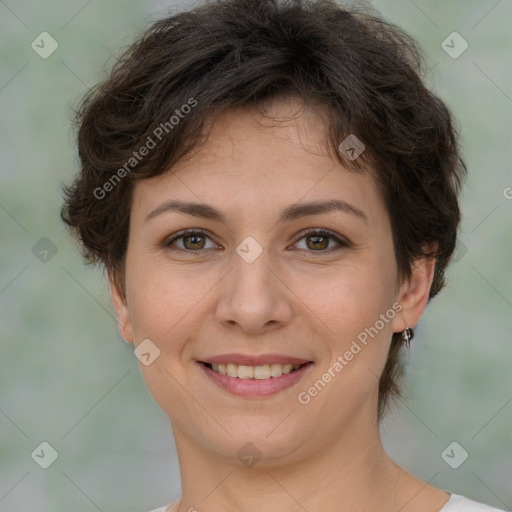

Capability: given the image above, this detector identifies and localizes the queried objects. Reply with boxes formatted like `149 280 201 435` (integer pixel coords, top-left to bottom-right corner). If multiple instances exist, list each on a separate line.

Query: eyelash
163 228 350 254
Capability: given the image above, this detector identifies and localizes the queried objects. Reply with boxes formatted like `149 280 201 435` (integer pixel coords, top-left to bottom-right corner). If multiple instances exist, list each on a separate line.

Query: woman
60 0 506 510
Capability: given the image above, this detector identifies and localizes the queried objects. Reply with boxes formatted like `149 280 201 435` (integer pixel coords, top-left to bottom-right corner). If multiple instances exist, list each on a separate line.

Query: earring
402 327 413 348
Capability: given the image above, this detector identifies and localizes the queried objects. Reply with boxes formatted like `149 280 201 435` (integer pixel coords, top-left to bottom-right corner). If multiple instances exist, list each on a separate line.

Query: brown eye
294 229 349 252
164 230 217 252
306 233 329 250
164 228 349 254
182 233 206 250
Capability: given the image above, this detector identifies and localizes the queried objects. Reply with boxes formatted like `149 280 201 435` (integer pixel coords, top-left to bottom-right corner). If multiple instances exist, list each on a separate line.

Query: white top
440 494 507 511
146 494 507 511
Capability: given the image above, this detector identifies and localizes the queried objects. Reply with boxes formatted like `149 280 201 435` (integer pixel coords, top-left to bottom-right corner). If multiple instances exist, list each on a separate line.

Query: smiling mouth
201 361 309 379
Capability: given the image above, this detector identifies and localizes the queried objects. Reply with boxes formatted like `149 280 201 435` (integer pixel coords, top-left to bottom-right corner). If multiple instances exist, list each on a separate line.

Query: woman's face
111 99 432 466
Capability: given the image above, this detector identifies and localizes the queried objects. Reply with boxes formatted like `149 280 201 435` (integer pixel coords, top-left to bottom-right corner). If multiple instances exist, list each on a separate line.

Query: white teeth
269 363 284 377
227 363 238 378
209 362 302 379
253 365 269 379
282 363 293 374
238 365 254 379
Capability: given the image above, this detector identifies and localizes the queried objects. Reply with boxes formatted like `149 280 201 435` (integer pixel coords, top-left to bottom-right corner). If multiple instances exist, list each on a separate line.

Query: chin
169 407 311 464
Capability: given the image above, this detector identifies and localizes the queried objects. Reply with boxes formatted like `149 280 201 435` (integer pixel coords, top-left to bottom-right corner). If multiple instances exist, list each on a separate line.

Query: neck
171 411 408 512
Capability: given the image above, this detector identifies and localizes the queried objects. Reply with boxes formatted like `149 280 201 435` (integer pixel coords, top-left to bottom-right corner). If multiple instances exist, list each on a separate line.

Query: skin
110 97 450 512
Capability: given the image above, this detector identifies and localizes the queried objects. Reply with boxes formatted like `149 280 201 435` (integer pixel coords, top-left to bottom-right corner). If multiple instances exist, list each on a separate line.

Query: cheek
297 280 396 420
125 260 204 418
319 261 396 329
308 254 398 382
125 253 198 340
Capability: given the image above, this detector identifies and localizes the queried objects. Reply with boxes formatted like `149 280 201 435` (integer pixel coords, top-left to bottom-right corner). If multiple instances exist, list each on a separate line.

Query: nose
214 245 293 334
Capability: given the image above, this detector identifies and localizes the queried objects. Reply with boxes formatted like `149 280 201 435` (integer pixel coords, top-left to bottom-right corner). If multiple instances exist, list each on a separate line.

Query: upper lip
199 353 313 366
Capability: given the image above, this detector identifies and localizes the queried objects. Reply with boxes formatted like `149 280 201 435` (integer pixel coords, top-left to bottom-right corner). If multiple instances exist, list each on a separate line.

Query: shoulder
441 494 508 512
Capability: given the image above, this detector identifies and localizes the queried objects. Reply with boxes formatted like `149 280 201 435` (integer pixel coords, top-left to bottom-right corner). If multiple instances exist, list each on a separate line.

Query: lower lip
198 362 314 397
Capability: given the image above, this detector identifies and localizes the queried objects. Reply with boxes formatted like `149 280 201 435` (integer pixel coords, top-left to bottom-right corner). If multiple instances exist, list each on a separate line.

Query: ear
108 270 134 343
391 244 437 333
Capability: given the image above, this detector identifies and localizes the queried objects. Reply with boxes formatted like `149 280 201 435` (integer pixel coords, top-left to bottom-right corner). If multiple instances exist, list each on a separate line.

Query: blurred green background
1 0 511 510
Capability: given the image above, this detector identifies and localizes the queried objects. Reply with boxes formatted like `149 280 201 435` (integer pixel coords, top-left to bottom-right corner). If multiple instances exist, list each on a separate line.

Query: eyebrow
144 199 368 224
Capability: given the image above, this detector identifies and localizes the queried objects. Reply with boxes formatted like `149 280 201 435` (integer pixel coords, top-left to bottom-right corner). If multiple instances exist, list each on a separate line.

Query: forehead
130 100 386 228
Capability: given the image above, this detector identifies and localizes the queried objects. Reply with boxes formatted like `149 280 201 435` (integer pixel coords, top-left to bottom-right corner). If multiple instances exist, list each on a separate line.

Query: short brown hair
60 0 466 419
